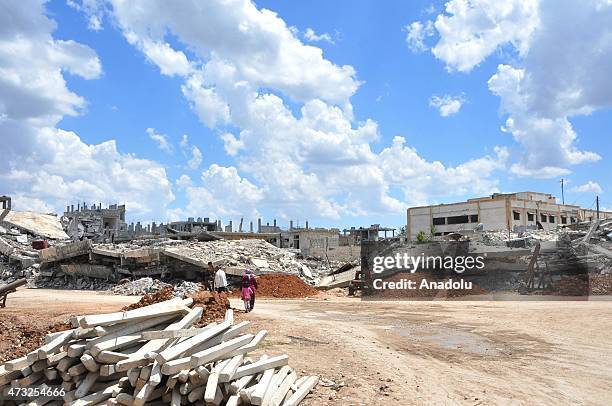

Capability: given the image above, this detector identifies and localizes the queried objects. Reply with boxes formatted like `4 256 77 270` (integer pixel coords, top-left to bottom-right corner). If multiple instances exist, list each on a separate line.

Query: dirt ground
2 288 612 405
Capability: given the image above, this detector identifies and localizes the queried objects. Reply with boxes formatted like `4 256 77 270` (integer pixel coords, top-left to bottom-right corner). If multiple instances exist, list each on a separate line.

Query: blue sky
1 0 611 230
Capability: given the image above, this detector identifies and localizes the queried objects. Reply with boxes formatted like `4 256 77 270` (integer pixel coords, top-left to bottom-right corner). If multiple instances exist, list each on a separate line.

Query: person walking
241 269 253 312
205 262 215 291
246 269 257 311
214 266 228 293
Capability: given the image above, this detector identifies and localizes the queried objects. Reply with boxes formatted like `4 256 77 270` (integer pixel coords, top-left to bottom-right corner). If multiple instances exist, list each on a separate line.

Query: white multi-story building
407 192 611 240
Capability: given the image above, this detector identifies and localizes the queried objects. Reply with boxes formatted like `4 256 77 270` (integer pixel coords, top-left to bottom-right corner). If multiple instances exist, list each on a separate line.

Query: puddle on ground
394 325 503 356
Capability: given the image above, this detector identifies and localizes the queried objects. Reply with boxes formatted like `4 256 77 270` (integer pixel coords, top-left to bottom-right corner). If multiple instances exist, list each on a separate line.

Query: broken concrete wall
39 240 91 264
60 264 116 280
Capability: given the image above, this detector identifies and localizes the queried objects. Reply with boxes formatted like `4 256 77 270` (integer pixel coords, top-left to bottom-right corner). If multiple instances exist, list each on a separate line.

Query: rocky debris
0 299 319 405
163 239 322 281
478 229 560 247
173 280 202 298
112 278 204 298
2 224 351 293
112 277 172 295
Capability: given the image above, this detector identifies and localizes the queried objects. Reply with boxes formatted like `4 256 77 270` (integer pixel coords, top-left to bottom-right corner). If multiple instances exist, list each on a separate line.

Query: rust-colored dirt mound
370 272 486 298
122 287 175 311
0 318 71 363
190 290 231 326
231 274 319 298
548 274 612 296
590 274 612 295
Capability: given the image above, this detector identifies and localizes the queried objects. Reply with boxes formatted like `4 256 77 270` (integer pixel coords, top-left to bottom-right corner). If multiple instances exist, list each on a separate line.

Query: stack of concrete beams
0 299 318 405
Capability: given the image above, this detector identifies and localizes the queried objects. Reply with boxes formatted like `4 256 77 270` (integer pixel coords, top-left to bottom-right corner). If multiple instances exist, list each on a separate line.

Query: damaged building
63 202 128 241
407 191 612 240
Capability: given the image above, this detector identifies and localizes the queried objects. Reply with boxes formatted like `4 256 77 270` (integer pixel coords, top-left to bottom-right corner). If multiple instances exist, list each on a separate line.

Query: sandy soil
2 288 611 405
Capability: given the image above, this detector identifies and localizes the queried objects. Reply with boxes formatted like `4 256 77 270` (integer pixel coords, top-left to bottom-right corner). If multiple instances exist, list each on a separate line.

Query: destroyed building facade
63 202 128 241
407 191 612 240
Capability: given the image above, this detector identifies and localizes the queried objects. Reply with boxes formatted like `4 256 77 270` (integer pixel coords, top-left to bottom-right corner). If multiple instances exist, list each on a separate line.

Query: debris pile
174 281 203 298
1 232 329 293
479 229 560 247
113 278 172 296
0 299 319 405
163 239 319 281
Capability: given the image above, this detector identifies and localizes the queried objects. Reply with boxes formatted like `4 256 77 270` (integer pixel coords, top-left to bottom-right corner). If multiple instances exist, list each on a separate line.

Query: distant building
342 224 396 244
0 195 11 211
407 191 612 240
168 217 218 233
63 202 128 240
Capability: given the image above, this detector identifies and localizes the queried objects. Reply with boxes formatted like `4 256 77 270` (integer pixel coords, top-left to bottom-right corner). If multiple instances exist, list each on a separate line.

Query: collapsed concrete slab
39 240 91 264
1 211 69 240
60 264 116 280
316 268 357 290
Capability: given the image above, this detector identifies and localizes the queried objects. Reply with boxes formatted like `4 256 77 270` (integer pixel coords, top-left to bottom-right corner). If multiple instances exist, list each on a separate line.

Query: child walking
241 269 253 312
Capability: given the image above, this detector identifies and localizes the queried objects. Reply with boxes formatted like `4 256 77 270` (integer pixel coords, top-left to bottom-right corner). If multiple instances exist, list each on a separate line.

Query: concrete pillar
257 218 262 233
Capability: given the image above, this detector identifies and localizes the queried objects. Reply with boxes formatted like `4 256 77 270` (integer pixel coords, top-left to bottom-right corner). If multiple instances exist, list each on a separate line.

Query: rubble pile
0 299 319 405
1 231 329 294
174 281 203 298
163 239 319 282
113 278 172 296
479 229 560 247
0 233 43 284
37 274 116 291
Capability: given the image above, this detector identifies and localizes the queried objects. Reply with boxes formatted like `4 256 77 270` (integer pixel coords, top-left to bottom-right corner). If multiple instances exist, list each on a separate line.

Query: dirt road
235 297 612 405
2 289 611 405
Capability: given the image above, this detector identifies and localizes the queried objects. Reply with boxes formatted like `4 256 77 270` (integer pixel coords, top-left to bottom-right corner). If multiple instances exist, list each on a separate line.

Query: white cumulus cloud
187 146 202 170
304 28 334 44
429 94 465 116
0 0 174 220
415 0 609 179
88 0 510 221
570 181 602 194
146 127 173 153
431 0 539 72
405 20 434 52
